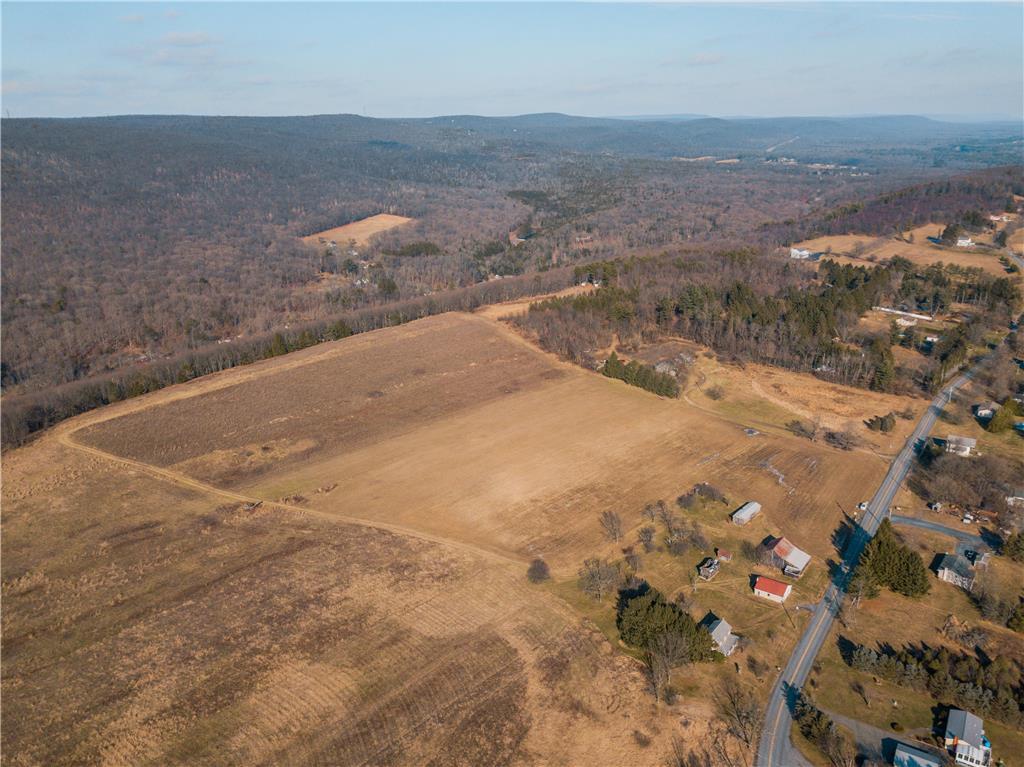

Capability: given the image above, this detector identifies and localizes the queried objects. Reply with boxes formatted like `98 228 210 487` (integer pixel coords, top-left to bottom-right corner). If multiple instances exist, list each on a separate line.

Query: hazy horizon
3 1 1022 120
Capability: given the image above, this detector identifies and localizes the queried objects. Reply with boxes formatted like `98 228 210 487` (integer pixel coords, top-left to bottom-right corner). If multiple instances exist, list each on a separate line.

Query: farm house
753 576 792 603
703 614 739 657
935 553 976 592
944 709 992 766
731 501 762 525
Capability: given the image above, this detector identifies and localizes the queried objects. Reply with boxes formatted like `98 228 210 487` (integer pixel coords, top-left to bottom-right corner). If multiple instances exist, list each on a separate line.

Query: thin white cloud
687 52 723 67
161 32 218 48
118 14 145 25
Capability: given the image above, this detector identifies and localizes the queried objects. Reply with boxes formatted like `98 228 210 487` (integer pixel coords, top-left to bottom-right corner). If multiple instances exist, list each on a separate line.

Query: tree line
0 268 574 448
845 640 1024 730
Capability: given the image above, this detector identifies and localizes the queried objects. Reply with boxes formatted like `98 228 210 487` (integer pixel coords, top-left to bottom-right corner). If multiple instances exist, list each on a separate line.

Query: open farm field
77 313 893 571
301 213 414 247
660 343 924 454
77 313 565 487
6 310 929 764
2 433 684 766
473 284 595 322
1009 227 1024 256
794 224 1011 276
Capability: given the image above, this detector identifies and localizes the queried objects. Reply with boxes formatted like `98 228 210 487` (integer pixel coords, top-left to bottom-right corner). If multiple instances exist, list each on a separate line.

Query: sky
2 2 1022 120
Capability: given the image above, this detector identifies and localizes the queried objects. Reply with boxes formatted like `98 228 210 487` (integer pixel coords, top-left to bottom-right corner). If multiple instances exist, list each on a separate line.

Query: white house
956 236 975 248
945 709 991 766
945 435 977 456
731 501 762 525
1006 490 1024 509
789 247 813 259
753 576 792 603
974 401 1000 420
936 553 976 592
704 614 740 657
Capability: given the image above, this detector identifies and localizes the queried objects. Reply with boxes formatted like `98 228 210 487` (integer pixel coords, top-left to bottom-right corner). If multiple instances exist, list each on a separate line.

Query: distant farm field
794 223 1010 276
5 309 909 764
301 213 414 246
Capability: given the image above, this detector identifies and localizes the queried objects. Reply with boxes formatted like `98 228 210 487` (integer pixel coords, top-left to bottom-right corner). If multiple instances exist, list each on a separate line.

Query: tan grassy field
2 436 679 766
473 284 595 321
794 223 1010 276
301 213 414 247
667 344 924 454
1009 227 1024 256
4 310 921 765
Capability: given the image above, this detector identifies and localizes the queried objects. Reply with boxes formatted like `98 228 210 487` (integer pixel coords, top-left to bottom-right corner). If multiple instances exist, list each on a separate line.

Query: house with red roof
753 575 792 603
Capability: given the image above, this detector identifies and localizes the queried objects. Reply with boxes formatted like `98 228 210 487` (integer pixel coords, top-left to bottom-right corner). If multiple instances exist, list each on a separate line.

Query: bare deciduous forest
2 113 1022 444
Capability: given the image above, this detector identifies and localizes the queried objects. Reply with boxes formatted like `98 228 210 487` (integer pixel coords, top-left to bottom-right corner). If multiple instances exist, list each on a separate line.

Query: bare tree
577 558 620 601
851 681 868 706
648 631 691 702
642 503 658 523
638 525 656 552
600 510 624 542
714 678 763 755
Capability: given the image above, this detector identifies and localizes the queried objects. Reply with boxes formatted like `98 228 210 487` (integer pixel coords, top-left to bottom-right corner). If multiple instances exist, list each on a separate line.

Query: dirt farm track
2 307 898 766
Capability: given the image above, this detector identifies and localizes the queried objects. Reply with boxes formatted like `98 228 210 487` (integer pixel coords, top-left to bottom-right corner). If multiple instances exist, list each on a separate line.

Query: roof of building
754 576 791 598
704 616 738 655
946 435 978 448
947 708 986 748
978 401 1001 412
893 742 942 767
716 548 732 559
769 537 812 571
938 553 974 581
708 617 732 644
731 501 762 521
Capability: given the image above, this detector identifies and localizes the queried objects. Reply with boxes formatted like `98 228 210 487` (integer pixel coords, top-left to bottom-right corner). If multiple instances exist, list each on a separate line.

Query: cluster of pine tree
616 586 717 662
848 643 1024 729
601 352 680 398
792 691 856 767
850 519 930 598
987 398 1023 433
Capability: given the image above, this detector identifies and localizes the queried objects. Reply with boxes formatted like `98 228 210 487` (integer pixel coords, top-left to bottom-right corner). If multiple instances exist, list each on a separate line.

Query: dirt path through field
56 427 526 570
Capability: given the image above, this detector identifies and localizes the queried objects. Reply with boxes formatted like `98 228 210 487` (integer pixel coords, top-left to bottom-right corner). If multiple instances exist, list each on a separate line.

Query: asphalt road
756 365 978 767
890 514 989 553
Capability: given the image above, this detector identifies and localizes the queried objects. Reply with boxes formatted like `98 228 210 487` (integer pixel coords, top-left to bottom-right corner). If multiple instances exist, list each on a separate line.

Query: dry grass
676 347 923 454
5 309 956 765
794 223 1011 277
809 528 1024 759
301 213 414 247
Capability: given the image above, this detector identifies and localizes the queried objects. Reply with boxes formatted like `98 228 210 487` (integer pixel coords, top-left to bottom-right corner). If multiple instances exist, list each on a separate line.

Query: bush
527 558 550 583
705 384 726 400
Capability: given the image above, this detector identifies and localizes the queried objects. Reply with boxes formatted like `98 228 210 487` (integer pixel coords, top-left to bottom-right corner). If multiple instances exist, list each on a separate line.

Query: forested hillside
514 251 1020 394
2 113 1021 435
